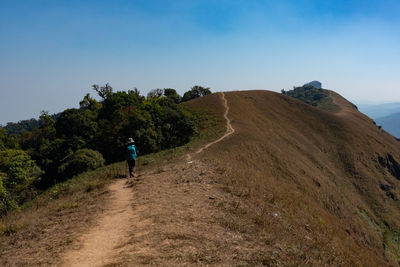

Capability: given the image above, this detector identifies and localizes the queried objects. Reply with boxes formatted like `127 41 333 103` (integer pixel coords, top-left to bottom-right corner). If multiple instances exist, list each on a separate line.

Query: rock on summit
303 81 322 89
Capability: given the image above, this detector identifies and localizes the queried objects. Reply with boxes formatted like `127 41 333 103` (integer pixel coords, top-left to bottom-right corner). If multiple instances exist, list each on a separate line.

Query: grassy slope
0 95 226 266
193 90 400 266
3 90 400 265
0 163 123 265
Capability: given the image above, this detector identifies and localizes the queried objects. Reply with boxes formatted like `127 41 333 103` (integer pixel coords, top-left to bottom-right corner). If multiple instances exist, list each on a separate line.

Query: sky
1 0 399 124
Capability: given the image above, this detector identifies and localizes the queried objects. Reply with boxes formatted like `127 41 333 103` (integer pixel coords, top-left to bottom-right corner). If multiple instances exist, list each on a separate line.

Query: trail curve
195 92 235 155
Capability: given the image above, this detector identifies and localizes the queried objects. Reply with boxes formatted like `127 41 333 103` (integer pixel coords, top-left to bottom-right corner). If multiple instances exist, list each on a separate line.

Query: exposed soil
330 91 356 117
61 179 135 266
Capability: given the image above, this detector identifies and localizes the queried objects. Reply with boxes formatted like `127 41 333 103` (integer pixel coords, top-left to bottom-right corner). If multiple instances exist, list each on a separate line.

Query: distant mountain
358 102 400 119
376 112 400 138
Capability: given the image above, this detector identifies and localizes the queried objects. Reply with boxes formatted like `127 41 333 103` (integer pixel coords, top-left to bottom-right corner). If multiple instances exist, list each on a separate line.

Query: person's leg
127 160 134 178
132 159 136 176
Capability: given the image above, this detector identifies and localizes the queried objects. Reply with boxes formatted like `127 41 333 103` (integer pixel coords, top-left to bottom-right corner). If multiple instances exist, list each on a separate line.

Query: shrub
0 175 7 214
0 149 42 215
58 149 105 179
182 85 211 102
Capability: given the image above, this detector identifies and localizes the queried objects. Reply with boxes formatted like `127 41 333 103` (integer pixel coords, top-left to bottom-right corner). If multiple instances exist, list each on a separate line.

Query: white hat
127 138 135 144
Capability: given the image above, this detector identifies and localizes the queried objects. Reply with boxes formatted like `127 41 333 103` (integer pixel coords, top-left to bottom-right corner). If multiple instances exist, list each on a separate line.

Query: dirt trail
330 91 355 117
60 92 267 266
61 179 135 266
186 92 234 162
196 92 234 154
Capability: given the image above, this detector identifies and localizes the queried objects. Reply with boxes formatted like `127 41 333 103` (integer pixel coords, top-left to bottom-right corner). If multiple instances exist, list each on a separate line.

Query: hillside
196 90 400 265
2 90 400 265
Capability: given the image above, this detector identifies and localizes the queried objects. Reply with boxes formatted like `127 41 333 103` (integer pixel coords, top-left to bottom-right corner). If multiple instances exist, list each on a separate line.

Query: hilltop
197 90 400 265
2 89 400 265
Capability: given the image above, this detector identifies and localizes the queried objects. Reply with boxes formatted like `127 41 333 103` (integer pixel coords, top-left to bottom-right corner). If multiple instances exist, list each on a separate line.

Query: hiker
126 138 137 178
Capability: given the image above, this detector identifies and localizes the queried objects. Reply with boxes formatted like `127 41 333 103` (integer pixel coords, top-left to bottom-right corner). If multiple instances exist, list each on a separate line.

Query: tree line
0 84 211 215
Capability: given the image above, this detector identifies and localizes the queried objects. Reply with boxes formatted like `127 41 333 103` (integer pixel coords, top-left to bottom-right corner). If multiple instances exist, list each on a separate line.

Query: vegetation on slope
282 84 339 112
0 84 211 215
0 93 225 265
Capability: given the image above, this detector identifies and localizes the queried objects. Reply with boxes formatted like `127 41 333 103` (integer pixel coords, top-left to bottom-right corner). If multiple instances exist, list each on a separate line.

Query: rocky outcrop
378 153 400 180
303 81 322 89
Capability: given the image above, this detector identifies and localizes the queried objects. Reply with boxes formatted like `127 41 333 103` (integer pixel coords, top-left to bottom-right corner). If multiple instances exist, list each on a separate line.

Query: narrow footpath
61 179 135 266
60 92 271 266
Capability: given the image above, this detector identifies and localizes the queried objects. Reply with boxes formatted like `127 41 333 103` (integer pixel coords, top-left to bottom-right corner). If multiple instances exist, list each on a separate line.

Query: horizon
2 86 400 125
1 0 400 124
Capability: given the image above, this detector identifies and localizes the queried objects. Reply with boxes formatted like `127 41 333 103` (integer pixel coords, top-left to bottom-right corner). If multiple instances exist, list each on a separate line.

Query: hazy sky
1 0 399 124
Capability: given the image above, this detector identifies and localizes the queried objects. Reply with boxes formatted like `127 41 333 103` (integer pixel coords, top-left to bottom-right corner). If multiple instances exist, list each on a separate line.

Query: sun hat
127 138 135 144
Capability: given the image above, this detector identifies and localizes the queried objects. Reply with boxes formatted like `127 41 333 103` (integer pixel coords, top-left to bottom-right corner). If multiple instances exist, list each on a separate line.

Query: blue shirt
126 144 137 160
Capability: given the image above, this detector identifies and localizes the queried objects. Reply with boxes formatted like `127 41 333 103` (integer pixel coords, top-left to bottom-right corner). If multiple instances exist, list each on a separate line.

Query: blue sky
1 0 399 124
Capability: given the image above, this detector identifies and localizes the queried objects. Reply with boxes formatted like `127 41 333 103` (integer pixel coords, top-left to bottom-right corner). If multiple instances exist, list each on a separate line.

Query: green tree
55 108 98 141
0 128 6 150
164 88 182 104
58 149 105 179
121 109 160 154
0 175 8 214
147 88 164 99
181 85 211 102
79 93 102 113
0 149 42 213
92 83 113 100
39 111 56 140
99 90 142 120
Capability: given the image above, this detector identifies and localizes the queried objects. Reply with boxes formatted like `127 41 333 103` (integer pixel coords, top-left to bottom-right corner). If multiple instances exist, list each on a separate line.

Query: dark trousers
127 159 136 177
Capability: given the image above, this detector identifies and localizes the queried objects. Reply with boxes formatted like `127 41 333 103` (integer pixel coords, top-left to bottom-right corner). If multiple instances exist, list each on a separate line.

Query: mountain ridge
193 90 400 265
2 89 400 265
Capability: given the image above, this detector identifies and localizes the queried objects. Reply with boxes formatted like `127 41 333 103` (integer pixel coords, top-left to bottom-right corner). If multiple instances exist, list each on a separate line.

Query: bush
182 85 211 102
0 175 7 214
0 149 42 215
58 149 105 179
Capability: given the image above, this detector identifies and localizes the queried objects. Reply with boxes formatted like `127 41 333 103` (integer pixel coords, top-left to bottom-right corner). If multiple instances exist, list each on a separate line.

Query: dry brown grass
192 90 400 266
0 162 126 266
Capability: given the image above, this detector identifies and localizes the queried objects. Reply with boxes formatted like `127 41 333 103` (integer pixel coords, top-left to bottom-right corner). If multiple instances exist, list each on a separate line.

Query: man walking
126 138 137 178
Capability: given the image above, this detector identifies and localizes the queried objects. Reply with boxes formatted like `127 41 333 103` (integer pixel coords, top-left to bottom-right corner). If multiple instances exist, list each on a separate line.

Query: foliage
2 119 40 135
79 93 101 112
147 88 164 98
1 113 59 135
281 85 339 112
164 88 182 104
0 129 6 150
55 108 98 140
0 176 7 214
0 149 42 214
98 90 143 120
0 83 206 214
182 85 211 102
58 149 105 179
92 83 113 100
282 85 329 106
